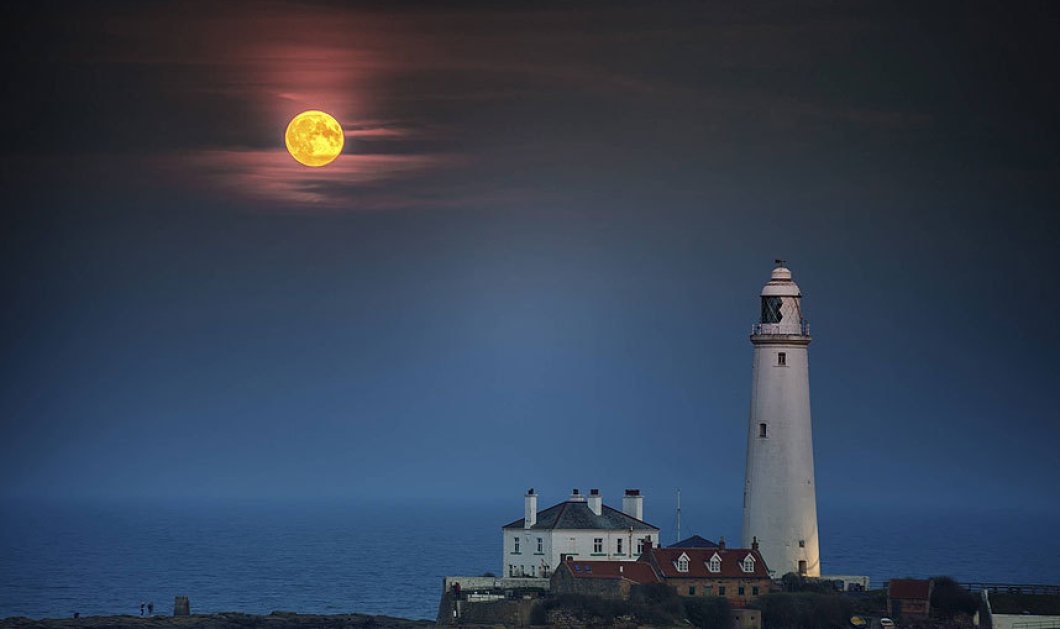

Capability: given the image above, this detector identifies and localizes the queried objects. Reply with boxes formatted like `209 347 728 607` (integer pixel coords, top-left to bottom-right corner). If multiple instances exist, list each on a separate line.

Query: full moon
285 110 344 167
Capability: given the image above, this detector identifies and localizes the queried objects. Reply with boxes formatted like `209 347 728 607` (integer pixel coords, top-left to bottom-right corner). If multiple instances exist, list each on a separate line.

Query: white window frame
708 552 722 573
742 554 755 573
676 552 690 573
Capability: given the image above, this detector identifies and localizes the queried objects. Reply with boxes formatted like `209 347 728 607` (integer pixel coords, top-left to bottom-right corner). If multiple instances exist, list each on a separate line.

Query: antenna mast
675 489 682 544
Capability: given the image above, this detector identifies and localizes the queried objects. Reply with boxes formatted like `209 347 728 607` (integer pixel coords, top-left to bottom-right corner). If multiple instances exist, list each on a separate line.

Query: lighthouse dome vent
761 264 801 297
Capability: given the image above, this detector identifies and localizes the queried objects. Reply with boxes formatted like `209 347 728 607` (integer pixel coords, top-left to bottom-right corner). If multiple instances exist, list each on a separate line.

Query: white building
502 488 660 578
741 261 822 577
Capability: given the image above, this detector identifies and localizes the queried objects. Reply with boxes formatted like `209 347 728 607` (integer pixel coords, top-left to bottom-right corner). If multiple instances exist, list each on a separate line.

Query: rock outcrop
0 612 435 629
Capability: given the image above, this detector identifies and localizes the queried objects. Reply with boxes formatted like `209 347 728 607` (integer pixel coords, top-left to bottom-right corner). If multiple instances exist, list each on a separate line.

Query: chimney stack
719 536 726 550
752 536 759 551
622 489 643 521
569 488 586 502
588 489 602 516
524 488 537 529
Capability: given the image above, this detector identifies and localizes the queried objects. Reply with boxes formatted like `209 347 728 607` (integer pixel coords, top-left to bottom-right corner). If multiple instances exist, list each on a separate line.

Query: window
778 352 786 366
798 539 805 548
708 553 722 573
689 586 696 596
761 296 784 323
509 564 515 577
752 586 759 596
637 539 645 555
537 538 543 553
616 538 624 555
593 538 603 553
759 423 767 438
514 537 520 553
677 553 690 572
718 586 726 596
738 586 745 596
742 555 755 573
530 565 536 577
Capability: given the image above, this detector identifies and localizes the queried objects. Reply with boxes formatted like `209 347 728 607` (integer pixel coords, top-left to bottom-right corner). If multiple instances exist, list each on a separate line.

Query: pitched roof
503 500 658 531
889 579 933 600
560 559 660 584
669 534 718 548
641 547 771 578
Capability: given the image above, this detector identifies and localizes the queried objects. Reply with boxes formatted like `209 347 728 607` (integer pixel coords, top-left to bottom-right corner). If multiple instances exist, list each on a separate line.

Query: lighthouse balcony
752 322 810 336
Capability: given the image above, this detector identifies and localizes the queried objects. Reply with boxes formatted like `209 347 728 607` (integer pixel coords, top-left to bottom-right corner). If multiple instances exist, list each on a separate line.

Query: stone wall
664 577 771 607
437 597 537 627
441 576 549 593
732 608 762 629
550 569 630 600
437 576 549 625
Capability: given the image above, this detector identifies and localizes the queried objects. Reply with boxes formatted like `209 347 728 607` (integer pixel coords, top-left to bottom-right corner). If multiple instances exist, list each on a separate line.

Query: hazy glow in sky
1 2 1058 520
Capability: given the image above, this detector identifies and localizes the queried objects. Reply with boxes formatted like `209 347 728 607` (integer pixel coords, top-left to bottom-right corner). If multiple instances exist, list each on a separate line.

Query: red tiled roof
562 560 660 584
889 579 933 600
641 547 771 578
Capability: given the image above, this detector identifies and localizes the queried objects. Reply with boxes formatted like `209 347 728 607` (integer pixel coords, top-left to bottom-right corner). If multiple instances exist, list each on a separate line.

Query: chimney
524 488 537 529
718 536 726 550
622 489 643 521
751 536 759 551
588 489 602 516
643 539 653 552
569 488 586 502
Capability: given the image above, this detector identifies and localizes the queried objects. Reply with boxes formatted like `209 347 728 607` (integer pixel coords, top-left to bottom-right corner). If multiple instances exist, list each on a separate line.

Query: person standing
147 602 154 616
140 602 145 616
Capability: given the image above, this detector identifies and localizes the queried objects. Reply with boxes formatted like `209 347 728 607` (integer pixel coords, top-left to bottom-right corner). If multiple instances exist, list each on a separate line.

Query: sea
2 500 1059 621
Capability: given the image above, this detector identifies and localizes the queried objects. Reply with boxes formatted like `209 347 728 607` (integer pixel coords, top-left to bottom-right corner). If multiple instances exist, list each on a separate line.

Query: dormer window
676 552 690 573
708 553 722 573
742 554 755 573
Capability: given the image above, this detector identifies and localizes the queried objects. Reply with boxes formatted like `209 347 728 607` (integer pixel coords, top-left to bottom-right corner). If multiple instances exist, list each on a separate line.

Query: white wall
742 337 821 577
992 615 1060 629
502 527 658 578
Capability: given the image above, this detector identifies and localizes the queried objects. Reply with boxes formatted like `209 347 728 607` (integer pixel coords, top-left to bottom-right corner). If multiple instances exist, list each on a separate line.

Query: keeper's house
637 538 772 607
502 488 660 578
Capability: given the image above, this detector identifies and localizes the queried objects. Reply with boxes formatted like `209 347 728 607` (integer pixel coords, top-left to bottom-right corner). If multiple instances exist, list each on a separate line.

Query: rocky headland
0 612 435 629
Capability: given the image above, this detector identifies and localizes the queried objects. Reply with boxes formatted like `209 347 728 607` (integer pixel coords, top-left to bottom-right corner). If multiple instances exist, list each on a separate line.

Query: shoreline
0 612 436 629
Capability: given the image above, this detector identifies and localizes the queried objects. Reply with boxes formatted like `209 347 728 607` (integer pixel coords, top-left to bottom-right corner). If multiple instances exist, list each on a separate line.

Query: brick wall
663 577 771 606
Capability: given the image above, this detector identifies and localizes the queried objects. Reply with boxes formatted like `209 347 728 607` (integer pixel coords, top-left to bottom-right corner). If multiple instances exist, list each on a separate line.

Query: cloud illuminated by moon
175 149 467 209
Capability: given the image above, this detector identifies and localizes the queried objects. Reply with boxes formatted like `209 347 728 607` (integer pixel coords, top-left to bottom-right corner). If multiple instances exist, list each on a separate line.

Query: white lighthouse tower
742 260 821 577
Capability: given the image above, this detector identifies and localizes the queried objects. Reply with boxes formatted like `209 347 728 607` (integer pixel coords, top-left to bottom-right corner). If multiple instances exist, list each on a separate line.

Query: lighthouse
742 261 821 577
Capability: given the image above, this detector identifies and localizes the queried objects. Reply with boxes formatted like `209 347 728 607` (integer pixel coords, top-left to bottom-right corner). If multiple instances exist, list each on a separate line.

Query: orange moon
285 110 344 167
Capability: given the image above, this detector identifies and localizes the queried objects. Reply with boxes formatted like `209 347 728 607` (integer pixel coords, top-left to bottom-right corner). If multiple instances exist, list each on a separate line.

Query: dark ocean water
2 500 1058 621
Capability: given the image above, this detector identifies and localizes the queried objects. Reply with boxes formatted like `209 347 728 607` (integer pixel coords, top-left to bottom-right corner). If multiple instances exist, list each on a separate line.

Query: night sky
2 2 1059 525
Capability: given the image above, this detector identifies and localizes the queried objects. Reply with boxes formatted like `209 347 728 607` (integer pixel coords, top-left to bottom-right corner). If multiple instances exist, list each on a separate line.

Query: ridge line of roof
600 503 660 529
